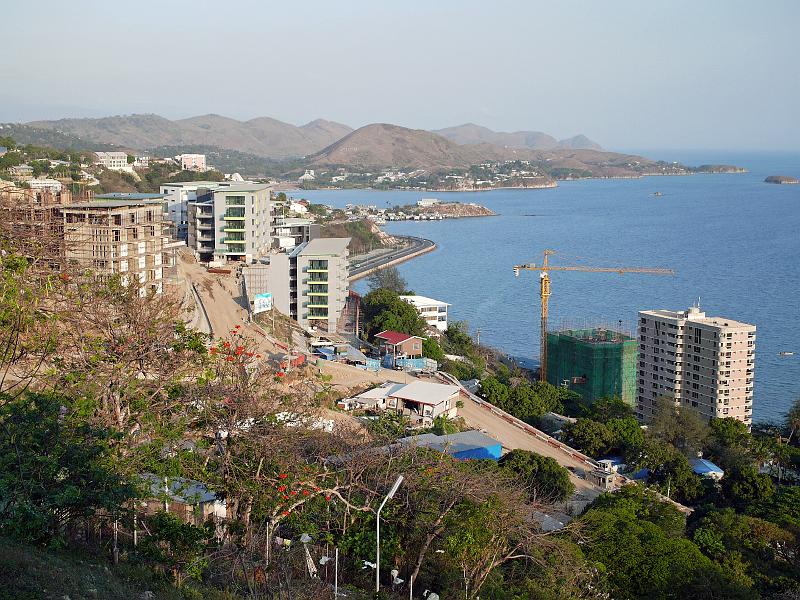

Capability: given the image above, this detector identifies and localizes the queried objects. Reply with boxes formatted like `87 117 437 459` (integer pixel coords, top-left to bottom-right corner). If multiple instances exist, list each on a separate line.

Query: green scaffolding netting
546 328 637 406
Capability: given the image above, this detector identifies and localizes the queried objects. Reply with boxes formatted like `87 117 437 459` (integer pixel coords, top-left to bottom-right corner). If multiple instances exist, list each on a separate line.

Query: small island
765 175 799 185
691 164 747 174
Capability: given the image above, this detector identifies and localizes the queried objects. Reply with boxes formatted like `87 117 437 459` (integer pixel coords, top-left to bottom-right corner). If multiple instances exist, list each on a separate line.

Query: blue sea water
298 151 800 423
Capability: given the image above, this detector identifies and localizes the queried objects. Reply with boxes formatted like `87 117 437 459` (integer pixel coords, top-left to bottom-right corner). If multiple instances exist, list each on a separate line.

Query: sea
298 151 800 424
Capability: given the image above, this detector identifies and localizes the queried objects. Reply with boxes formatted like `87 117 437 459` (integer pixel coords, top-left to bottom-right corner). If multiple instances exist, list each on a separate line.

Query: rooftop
399 294 450 308
95 192 167 200
374 330 423 346
140 473 219 504
299 237 351 256
60 199 166 209
213 183 272 193
641 306 754 329
388 380 460 406
550 327 634 344
398 430 501 453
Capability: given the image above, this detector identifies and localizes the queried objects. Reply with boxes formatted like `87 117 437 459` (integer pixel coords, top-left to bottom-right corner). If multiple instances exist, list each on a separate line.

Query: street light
376 474 404 593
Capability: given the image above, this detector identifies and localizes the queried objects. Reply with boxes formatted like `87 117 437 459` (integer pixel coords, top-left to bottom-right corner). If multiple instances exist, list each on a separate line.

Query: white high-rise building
637 305 755 425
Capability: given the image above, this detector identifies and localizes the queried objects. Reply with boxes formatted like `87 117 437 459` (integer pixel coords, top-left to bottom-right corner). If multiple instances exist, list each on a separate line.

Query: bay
298 151 800 423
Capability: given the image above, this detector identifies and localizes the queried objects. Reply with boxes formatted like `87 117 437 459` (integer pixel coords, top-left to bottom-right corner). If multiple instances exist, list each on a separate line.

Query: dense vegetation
1 191 798 598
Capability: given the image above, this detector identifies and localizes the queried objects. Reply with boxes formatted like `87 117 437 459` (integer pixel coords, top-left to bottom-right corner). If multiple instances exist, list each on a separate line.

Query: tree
367 266 408 293
499 449 575 502
139 512 214 586
722 465 775 510
362 288 426 339
748 486 800 530
606 417 645 456
648 397 710 456
579 487 752 600
586 396 635 422
422 337 445 361
785 397 800 443
0 392 135 545
562 418 614 457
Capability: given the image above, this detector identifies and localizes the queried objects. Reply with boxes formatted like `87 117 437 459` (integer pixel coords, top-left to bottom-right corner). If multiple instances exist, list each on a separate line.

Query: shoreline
276 169 747 192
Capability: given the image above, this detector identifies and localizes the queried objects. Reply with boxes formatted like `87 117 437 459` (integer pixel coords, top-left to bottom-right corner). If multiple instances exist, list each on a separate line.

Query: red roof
374 330 423 346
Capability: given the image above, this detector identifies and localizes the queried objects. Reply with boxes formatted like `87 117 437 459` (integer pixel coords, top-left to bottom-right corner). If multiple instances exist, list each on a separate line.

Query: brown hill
26 113 353 159
434 123 602 151
308 123 531 170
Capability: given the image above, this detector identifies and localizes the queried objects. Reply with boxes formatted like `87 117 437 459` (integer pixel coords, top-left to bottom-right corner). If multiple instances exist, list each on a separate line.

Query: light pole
376 474 404 593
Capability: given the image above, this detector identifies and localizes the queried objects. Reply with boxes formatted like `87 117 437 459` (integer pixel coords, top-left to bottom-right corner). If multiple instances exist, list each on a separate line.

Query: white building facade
400 295 450 332
95 151 132 172
637 305 755 426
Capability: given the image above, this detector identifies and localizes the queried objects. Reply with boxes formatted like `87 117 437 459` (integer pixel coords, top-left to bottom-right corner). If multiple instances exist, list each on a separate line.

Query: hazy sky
1 0 798 150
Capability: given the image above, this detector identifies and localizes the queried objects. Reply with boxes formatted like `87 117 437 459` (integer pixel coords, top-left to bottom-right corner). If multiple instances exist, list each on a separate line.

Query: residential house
9 164 33 178
140 474 228 527
386 380 460 425
374 330 424 358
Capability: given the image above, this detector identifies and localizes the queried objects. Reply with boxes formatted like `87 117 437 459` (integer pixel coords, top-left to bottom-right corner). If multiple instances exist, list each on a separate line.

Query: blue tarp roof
690 458 724 476
398 430 501 454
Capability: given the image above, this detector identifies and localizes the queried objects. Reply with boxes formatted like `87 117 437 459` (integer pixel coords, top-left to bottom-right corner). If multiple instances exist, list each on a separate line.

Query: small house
139 474 228 526
690 458 725 481
374 330 424 358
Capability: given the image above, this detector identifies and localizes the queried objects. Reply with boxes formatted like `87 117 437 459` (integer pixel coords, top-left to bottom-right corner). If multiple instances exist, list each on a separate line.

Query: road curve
349 235 435 281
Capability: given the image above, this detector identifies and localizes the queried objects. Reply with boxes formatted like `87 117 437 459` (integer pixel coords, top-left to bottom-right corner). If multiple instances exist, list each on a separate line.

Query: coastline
276 169 747 192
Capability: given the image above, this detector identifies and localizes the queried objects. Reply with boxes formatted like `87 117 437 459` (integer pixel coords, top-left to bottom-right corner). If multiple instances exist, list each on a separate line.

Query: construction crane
513 249 675 383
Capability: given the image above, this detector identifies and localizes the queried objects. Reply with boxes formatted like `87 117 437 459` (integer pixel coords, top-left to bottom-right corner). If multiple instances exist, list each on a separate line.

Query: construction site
546 327 638 406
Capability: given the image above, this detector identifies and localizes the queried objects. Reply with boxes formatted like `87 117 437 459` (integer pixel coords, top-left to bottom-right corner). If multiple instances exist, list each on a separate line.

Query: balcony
306 302 328 309
224 238 246 245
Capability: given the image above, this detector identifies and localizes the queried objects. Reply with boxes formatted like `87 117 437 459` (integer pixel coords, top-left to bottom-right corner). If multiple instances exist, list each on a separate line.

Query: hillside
307 123 529 170
25 113 353 159
434 123 602 151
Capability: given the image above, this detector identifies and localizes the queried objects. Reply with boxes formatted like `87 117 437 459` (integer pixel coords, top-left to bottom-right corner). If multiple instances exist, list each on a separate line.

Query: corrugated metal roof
389 380 460 406
374 330 423 345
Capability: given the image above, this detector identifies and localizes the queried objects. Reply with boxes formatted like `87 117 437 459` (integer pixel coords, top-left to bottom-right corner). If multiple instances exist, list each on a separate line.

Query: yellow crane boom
513 249 675 383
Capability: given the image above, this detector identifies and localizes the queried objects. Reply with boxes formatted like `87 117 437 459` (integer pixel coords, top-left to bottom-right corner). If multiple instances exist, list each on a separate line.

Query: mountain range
21 114 602 162
433 123 602 151
25 114 353 159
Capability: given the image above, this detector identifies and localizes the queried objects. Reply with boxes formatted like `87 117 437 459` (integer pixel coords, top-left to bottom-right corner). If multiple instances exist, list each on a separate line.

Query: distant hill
25 113 353 159
308 123 534 170
433 123 602 151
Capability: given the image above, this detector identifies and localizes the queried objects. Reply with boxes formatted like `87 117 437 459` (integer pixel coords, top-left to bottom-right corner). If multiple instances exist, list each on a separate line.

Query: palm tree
785 397 800 444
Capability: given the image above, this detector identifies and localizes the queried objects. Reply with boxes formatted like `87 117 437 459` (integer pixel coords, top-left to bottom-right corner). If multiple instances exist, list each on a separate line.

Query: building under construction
546 327 638 406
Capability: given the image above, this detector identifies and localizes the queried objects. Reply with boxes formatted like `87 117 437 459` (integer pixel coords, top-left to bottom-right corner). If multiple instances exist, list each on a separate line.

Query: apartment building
94 151 132 172
272 216 319 250
58 198 167 295
212 184 273 263
399 295 450 332
179 154 207 171
160 181 221 240
637 305 755 425
244 237 350 332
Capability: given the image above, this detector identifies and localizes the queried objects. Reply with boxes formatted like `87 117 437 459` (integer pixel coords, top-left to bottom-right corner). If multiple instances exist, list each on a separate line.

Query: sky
1 0 798 150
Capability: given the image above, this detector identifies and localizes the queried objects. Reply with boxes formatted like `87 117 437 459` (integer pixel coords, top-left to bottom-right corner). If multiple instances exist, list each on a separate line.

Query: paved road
457 397 602 498
349 235 435 280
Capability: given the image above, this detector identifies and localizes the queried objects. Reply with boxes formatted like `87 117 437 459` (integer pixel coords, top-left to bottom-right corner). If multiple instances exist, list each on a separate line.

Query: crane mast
514 250 674 383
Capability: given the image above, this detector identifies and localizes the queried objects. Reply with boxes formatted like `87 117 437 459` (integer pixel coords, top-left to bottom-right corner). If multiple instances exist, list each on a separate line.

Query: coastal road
349 235 435 281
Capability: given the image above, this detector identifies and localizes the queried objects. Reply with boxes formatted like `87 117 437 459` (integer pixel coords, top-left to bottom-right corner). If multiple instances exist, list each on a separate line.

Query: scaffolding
546 327 638 406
